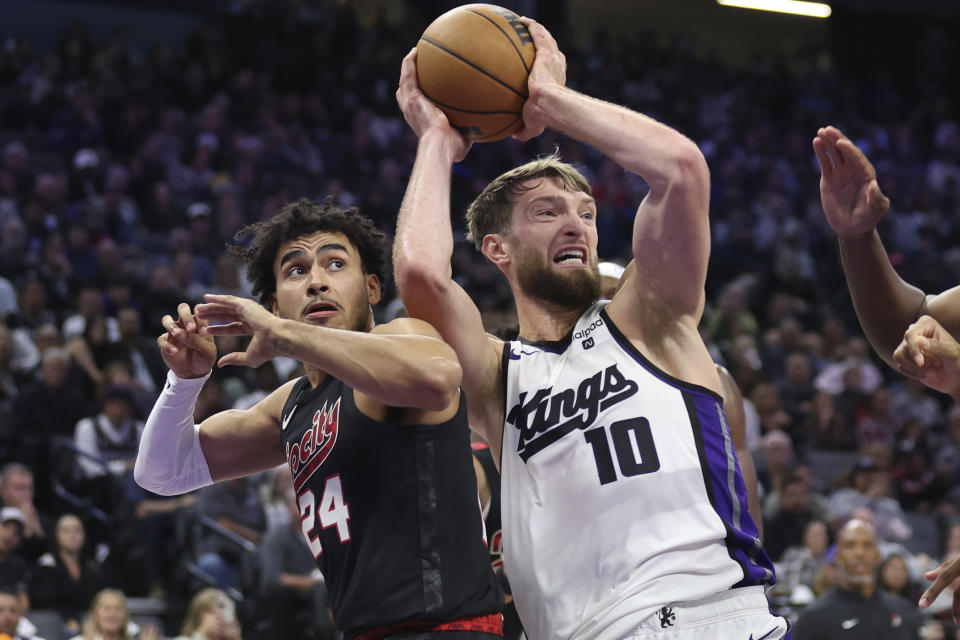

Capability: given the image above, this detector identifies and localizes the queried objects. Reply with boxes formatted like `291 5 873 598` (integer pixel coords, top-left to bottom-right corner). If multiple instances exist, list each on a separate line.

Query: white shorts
622 586 791 640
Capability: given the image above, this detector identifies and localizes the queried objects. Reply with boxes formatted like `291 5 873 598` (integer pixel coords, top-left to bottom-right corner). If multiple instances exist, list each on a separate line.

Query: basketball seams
419 36 527 99
419 88 520 116
463 9 532 74
474 116 522 141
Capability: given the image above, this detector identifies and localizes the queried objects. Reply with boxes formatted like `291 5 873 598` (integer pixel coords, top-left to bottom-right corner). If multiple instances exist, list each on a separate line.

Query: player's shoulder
254 377 304 419
372 316 443 338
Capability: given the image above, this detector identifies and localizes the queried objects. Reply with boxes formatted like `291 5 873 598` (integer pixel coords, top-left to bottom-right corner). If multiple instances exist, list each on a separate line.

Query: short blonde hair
83 589 131 640
466 154 591 250
181 588 234 636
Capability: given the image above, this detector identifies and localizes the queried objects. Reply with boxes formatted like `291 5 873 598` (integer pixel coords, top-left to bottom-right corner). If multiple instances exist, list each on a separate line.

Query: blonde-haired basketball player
395 16 788 640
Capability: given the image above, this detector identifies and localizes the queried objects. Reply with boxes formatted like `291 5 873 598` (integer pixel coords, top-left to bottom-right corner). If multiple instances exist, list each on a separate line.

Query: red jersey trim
353 612 503 640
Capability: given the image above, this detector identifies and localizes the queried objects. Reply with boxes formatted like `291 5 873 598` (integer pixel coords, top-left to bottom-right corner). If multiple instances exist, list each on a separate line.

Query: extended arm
814 126 960 366
517 19 710 317
134 302 289 494
393 49 505 448
198 295 463 412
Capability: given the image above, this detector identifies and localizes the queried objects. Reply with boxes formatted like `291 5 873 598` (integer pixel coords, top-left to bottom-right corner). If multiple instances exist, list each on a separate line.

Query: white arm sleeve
134 370 214 496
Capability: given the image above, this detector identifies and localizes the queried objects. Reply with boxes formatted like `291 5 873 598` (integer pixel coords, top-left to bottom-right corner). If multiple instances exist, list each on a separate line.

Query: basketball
416 4 535 142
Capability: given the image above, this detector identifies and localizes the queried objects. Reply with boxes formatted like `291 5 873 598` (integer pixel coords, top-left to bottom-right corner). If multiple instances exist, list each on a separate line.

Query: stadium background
2 0 960 638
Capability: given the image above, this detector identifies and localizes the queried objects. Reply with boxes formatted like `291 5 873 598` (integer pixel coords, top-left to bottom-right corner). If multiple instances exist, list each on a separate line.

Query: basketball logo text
287 397 341 492
493 7 533 45
507 365 638 461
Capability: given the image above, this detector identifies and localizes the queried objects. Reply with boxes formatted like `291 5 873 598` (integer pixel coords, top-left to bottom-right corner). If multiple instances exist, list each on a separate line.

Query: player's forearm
394 129 459 295
534 84 708 193
273 320 462 410
134 371 213 496
838 230 926 365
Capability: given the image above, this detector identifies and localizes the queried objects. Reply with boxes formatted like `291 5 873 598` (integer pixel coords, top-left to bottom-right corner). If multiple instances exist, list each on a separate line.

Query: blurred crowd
1 0 960 638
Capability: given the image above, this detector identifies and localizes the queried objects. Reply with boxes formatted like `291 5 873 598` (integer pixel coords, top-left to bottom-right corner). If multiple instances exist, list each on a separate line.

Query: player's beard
514 245 601 310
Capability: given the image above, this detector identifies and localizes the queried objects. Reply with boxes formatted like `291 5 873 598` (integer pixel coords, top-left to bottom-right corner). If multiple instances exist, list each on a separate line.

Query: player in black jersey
134 198 503 639
471 443 523 640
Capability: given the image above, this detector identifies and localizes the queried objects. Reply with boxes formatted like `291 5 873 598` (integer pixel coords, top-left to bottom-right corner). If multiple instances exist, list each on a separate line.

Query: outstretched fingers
812 137 835 179
217 351 254 369
204 323 249 336
920 555 960 617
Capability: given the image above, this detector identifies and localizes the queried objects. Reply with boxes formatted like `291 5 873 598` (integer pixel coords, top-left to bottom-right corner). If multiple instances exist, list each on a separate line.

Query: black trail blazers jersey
472 443 524 640
280 375 502 638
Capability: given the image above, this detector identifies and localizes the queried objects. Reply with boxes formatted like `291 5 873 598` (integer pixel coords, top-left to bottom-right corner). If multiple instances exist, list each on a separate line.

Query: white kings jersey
499 301 774 640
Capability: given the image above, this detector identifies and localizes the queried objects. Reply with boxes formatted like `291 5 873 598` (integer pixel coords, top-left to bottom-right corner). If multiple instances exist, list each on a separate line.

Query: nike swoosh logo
841 619 858 629
281 405 296 431
749 627 779 640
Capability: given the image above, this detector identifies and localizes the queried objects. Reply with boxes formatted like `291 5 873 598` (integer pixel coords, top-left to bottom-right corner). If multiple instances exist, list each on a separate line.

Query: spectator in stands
257 481 335 640
878 553 921 604
775 519 831 601
755 429 795 499
115 308 164 395
175 588 241 640
0 585 37 640
64 315 127 394
793 518 920 639
109 478 196 600
776 351 817 448
0 325 18 422
70 588 158 640
0 507 31 611
12 348 93 463
194 479 265 592
764 475 821 561
29 514 104 635
0 464 49 562
805 390 857 452
73 385 142 479
826 457 912 542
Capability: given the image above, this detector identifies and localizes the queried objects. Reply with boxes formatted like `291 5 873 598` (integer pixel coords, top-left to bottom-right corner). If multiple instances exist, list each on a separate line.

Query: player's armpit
199 379 294 481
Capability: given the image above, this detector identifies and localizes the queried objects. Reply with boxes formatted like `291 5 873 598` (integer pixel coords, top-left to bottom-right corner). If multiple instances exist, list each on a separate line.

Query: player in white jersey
394 16 788 640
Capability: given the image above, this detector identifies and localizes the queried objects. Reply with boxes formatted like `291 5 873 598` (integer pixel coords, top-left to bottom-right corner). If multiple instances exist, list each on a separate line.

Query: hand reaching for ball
397 48 472 162
513 17 567 142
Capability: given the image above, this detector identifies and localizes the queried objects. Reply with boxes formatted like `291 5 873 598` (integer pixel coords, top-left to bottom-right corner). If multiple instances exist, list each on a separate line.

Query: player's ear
365 273 381 305
481 234 510 266
268 294 279 316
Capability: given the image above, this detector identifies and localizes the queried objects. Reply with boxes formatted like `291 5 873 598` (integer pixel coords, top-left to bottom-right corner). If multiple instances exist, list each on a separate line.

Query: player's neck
515 294 591 342
305 366 328 389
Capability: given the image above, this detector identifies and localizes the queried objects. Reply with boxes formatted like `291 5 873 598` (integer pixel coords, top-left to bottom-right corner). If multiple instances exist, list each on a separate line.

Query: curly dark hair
228 197 387 306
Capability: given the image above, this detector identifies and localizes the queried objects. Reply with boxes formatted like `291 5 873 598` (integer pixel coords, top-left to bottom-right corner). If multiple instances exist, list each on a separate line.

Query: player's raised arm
517 18 711 320
394 48 506 448
134 302 290 495
197 294 462 412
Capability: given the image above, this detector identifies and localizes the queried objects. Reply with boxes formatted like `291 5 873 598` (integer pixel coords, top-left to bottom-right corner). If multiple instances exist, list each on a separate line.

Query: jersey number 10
584 417 660 485
298 474 352 559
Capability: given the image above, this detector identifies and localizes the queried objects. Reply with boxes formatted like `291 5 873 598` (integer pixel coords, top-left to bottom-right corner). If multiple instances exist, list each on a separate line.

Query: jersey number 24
298 474 352 559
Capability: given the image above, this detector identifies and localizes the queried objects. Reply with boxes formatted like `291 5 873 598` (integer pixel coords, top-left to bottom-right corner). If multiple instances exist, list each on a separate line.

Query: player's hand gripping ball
416 4 535 142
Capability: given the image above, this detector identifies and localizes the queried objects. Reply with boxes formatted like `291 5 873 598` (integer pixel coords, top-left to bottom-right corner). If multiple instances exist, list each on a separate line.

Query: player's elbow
670 142 710 198
394 259 450 306
133 455 186 497
133 462 176 497
417 358 463 411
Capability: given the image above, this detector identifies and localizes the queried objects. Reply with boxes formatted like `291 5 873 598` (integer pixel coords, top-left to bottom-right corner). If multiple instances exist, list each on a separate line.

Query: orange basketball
416 4 535 142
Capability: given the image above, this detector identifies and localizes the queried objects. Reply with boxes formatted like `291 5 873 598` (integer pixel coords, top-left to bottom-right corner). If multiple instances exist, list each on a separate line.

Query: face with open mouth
302 299 342 322
272 230 379 333
507 176 601 309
